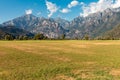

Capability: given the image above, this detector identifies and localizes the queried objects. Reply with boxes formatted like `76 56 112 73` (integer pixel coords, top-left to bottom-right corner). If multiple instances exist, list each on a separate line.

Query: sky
0 0 120 23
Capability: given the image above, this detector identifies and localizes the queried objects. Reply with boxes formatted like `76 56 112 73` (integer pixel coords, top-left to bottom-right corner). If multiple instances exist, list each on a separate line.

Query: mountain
0 26 34 39
2 14 66 38
2 14 37 30
101 24 120 40
54 17 70 30
2 7 120 39
68 7 120 39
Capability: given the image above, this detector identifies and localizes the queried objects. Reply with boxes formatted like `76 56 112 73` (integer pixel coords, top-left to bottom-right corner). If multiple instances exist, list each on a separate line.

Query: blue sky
0 0 98 23
0 0 120 23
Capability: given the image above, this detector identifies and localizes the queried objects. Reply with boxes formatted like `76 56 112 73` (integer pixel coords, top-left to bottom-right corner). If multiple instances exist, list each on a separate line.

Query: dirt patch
53 74 75 80
3 44 37 53
51 55 71 62
0 71 9 75
83 62 96 65
81 73 89 79
75 61 96 66
0 52 7 56
72 69 94 79
110 69 120 76
71 44 89 48
72 70 81 75
94 43 113 45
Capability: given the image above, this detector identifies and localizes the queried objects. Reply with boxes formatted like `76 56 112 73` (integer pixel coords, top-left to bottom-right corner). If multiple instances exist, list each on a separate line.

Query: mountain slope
0 26 34 39
2 14 38 30
102 24 120 39
54 17 70 30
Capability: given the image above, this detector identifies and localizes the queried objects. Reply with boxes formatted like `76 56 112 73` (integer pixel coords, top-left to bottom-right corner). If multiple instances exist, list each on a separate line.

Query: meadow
0 40 120 80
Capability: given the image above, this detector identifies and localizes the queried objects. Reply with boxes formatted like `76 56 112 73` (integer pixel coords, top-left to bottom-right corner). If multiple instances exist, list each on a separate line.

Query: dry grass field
0 40 120 80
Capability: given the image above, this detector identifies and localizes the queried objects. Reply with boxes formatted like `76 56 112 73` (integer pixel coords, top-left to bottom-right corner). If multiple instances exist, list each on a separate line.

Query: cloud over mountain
60 8 70 13
80 0 120 17
25 9 32 15
60 0 79 14
68 0 79 8
46 0 58 17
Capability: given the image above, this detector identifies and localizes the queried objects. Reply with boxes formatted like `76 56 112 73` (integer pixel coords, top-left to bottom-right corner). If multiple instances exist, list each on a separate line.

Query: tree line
1 33 67 40
1 33 119 40
1 34 47 40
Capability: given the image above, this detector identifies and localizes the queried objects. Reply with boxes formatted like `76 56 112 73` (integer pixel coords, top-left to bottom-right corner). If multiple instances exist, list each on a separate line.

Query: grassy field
0 40 120 80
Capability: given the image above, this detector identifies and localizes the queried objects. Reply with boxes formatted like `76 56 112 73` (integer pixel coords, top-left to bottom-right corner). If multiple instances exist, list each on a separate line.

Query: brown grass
50 55 71 62
110 69 120 76
53 74 75 80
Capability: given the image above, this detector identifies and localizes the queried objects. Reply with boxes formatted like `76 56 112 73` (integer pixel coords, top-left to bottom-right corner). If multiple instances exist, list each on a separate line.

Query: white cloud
25 9 32 15
60 8 71 13
112 0 120 8
68 0 79 8
46 0 58 17
80 0 120 17
80 2 84 5
60 0 79 14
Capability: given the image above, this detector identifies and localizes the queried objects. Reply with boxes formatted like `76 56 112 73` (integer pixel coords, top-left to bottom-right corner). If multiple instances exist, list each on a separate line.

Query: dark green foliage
61 34 66 40
4 35 14 40
34 34 47 40
84 34 89 40
23 36 28 40
0 26 34 40
18 35 24 40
